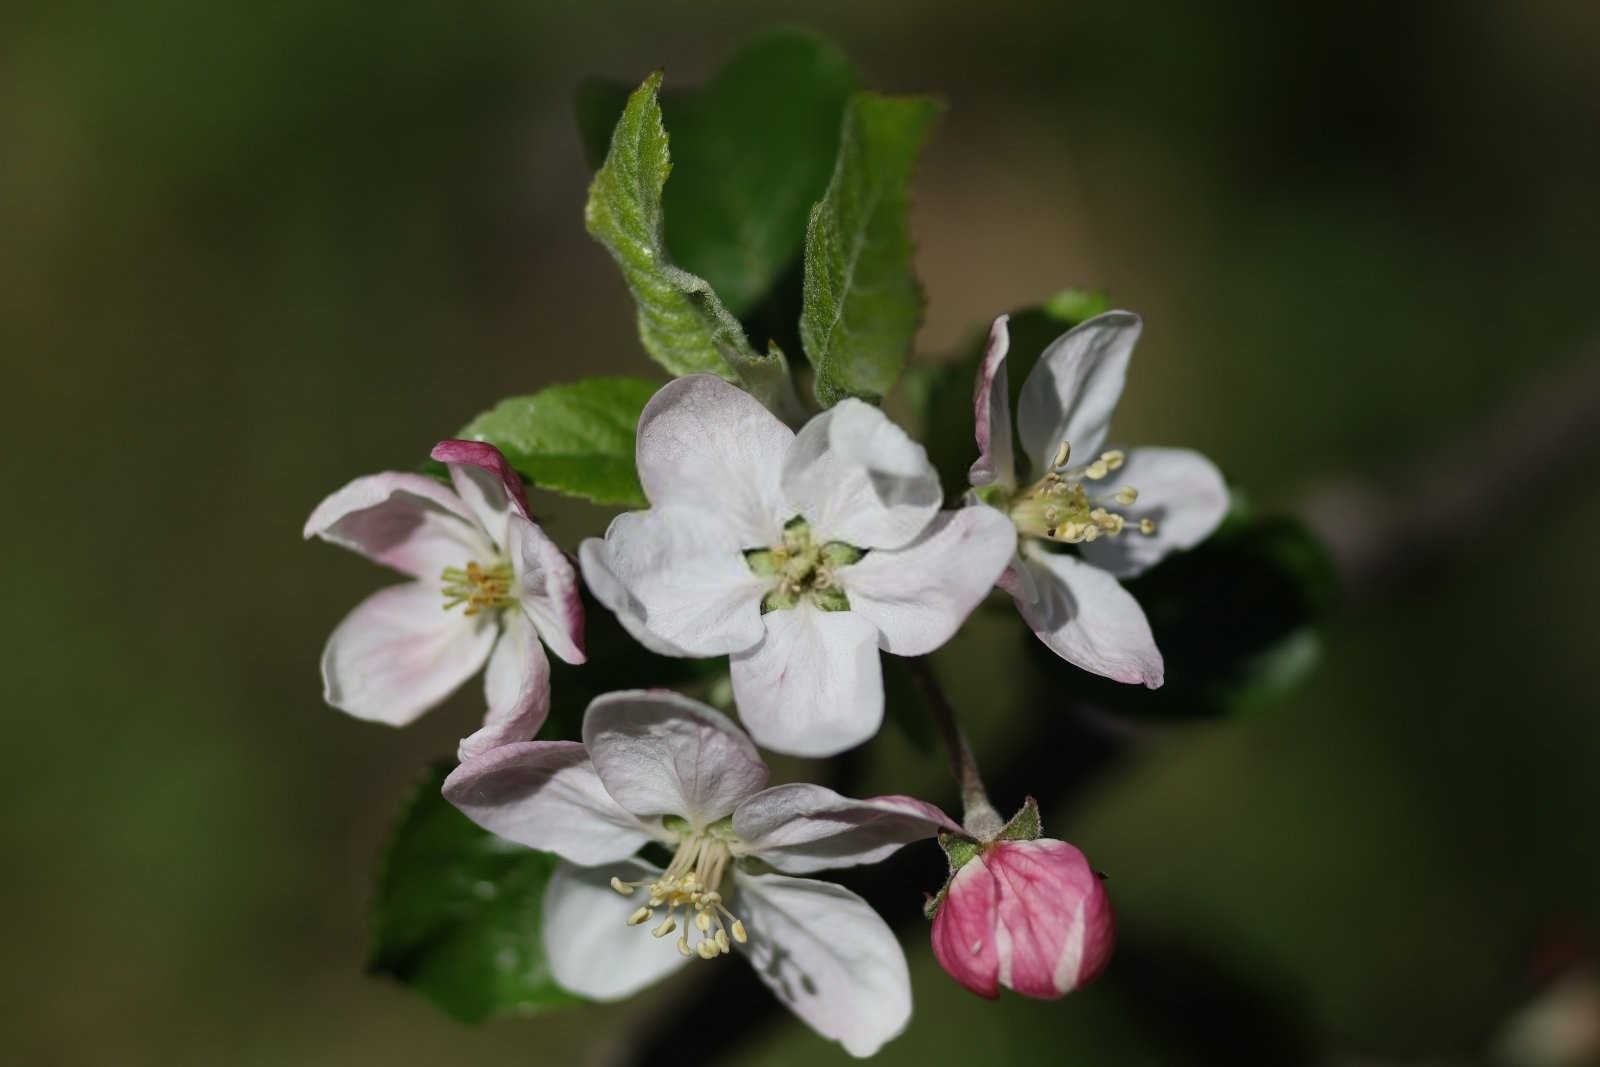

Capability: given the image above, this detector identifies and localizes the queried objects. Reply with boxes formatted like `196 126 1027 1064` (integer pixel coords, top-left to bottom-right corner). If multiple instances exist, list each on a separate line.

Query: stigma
440 560 515 615
1008 443 1157 544
743 518 862 614
609 827 748 960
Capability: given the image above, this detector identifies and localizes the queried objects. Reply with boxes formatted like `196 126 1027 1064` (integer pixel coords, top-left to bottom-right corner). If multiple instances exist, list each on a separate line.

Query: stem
908 656 1004 839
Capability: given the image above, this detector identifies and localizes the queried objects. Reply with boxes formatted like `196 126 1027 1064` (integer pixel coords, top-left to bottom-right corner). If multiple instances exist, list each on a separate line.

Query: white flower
580 376 1016 757
443 690 960 1058
304 440 584 758
969 311 1229 686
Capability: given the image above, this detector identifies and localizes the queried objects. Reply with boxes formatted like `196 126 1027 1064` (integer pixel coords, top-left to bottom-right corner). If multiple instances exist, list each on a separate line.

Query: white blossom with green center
580 374 1016 757
444 690 963 1057
967 310 1229 687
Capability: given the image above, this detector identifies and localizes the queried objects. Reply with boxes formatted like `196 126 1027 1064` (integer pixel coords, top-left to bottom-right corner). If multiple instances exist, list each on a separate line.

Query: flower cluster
306 309 1226 1055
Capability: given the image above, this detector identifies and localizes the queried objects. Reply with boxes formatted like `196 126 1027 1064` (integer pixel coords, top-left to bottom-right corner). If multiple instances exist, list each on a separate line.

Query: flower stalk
908 656 1004 840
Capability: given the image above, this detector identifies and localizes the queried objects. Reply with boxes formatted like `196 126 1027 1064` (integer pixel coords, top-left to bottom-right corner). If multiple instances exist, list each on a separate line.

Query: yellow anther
1113 486 1139 505
715 929 731 953
1139 518 1157 535
652 918 677 938
696 939 719 960
1102 449 1125 471
695 910 712 933
1052 441 1071 468
627 907 652 926
1084 459 1109 480
676 936 692 958
610 877 632 895
1081 524 1102 542
730 920 747 944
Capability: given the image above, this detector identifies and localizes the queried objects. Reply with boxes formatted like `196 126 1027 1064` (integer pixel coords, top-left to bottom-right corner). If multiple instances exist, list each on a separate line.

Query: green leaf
584 72 801 421
918 288 1111 500
369 763 580 1023
802 92 942 407
458 377 656 507
1022 508 1338 720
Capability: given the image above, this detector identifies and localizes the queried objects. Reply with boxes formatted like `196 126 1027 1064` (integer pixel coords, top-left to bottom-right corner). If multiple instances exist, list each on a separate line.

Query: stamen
621 829 748 962
730 920 747 944
1113 487 1138 505
747 517 861 615
627 907 653 926
440 560 515 616
1005 440 1157 545
652 918 677 938
1052 440 1071 468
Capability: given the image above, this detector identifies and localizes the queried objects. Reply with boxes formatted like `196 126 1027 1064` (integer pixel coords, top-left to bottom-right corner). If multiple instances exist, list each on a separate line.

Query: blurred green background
6 1 1598 1064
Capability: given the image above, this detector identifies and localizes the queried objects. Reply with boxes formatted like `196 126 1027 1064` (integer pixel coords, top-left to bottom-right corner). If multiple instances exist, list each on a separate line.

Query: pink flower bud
931 839 1114 999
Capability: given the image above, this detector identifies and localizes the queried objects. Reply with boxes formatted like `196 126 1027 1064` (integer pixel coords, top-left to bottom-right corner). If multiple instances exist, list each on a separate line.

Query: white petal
731 871 911 1058
1014 544 1163 687
577 537 691 657
431 439 532 546
968 314 1016 489
543 859 690 1000
729 605 883 757
602 508 767 656
780 399 942 550
995 549 1041 605
733 784 961 874
303 471 492 579
504 514 585 665
1077 446 1229 578
1016 310 1141 474
457 610 551 761
635 375 793 546
319 582 495 725
442 741 659 865
583 690 769 826
838 507 1016 656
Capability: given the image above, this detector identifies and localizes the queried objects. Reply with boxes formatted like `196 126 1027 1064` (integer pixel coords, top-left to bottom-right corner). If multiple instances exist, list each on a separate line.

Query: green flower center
1003 442 1157 544
743 517 863 613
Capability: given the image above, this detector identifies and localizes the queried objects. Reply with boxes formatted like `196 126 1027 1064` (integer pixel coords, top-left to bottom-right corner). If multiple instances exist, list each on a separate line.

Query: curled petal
431 439 531 544
457 609 551 761
780 399 942 550
582 690 769 826
1016 311 1141 475
505 513 585 665
442 741 658 865
838 507 1016 656
634 375 793 546
1013 544 1163 688
303 471 491 579
543 859 690 1000
969 314 1016 489
732 871 912 1058
319 582 495 726
733 783 961 874
729 605 883 758
1077 446 1229 578
602 508 767 657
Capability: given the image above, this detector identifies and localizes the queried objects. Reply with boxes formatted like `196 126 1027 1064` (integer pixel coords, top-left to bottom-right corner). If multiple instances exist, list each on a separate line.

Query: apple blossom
443 689 961 1058
580 375 1016 757
304 440 584 758
928 799 1114 1000
968 311 1229 687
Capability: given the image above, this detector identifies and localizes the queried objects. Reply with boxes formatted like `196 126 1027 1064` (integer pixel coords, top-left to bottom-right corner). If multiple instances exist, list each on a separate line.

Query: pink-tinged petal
728 605 883 758
319 581 495 725
543 859 690 1000
1016 311 1141 475
504 513 585 665
303 471 492 579
838 507 1016 656
635 375 793 546
969 314 1016 489
733 784 961 874
1013 544 1163 687
457 610 551 761
442 741 659 865
986 840 1115 998
431 439 529 547
931 858 1002 999
582 690 769 826
602 508 767 657
995 548 1040 605
780 399 943 550
577 538 691 657
1077 446 1229 578
731 871 912 1058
